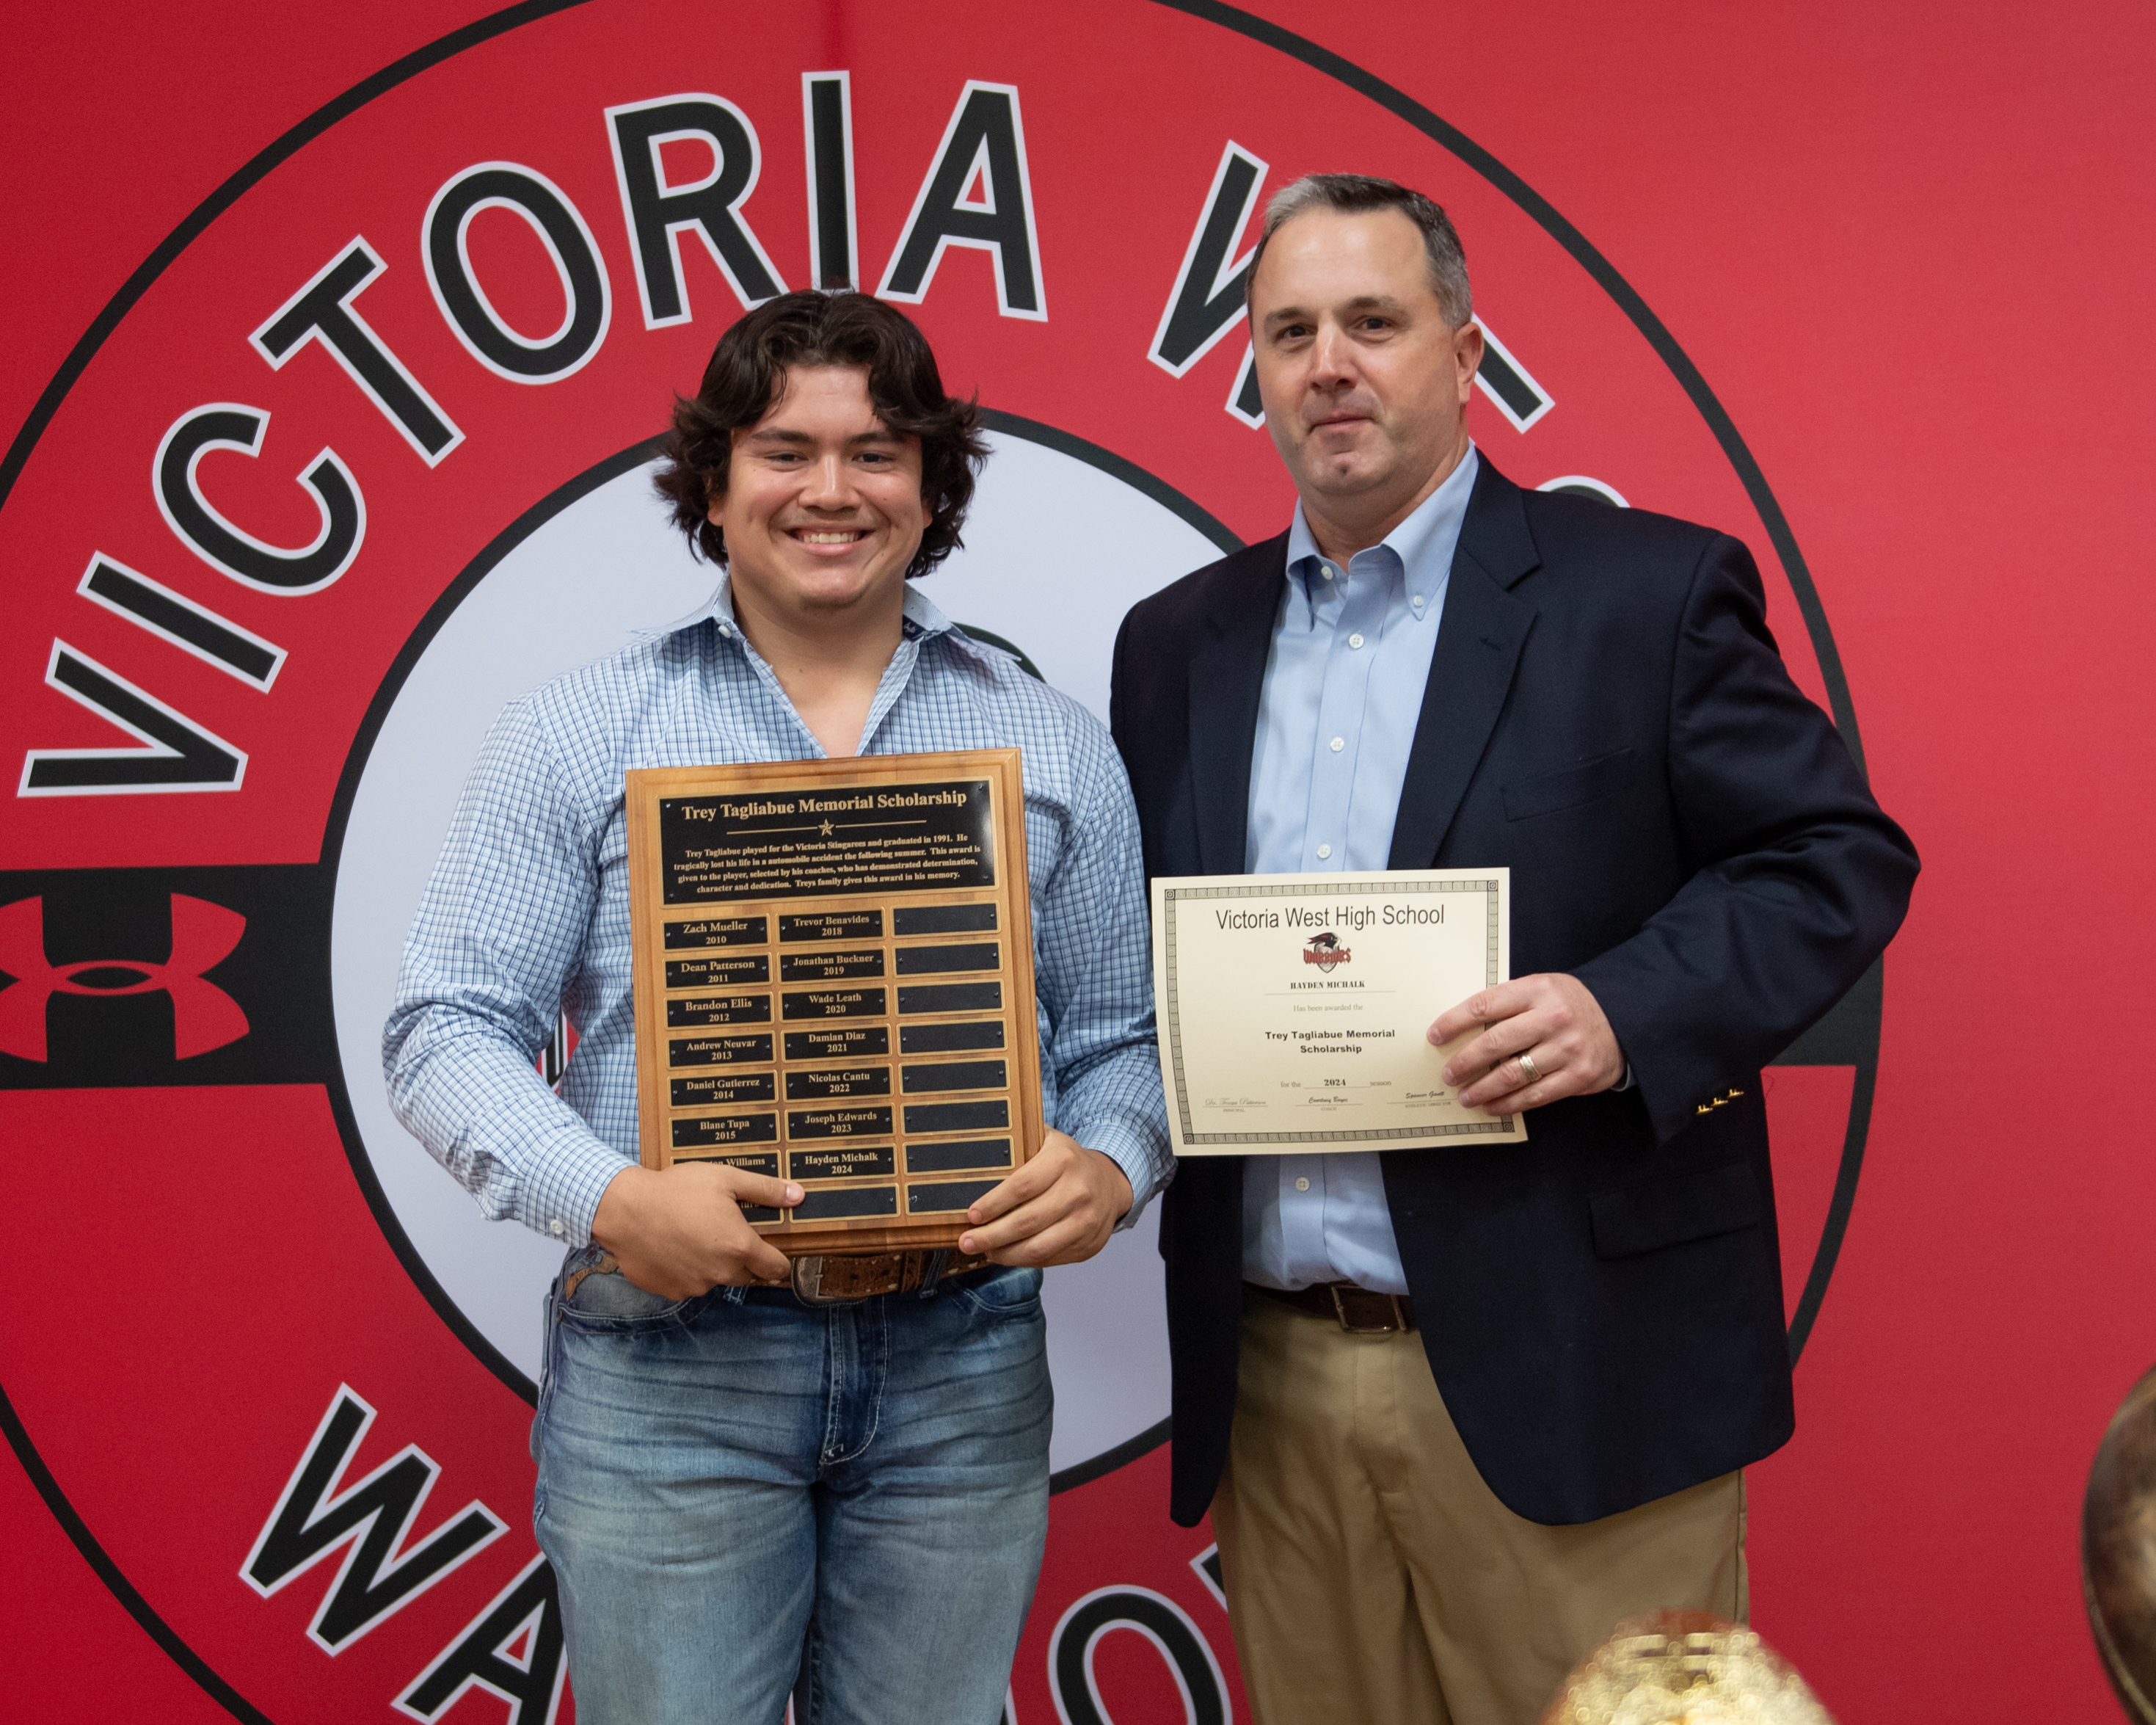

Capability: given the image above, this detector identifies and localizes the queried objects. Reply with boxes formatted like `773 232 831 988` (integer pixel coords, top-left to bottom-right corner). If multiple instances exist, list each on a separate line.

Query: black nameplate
658 779 995 904
899 1020 1007 1055
893 903 997 936
784 1025 891 1061
664 952 771 989
669 1033 775 1069
897 981 1002 1015
781 988 886 1020
894 943 999 976
671 1071 777 1108
781 910 883 943
908 1180 999 1213
790 1185 898 1221
667 993 773 1027
901 1059 1007 1094
673 1150 779 1179
787 1105 895 1140
785 1066 893 1100
672 1112 779 1147
665 915 768 950
779 948 885 982
791 1145 897 1181
906 1138 1013 1174
903 1099 1011 1135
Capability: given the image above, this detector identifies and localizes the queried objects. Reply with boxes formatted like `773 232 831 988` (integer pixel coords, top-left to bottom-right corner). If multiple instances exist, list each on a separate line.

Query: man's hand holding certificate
1150 868 1531 1156
1429 970 1629 1116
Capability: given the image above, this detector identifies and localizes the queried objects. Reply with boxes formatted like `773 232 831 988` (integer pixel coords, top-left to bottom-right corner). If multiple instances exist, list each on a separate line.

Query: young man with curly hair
385 291 1168 1724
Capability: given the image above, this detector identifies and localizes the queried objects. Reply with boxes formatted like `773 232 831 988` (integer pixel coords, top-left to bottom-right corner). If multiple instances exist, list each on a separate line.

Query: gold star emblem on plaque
819 820 835 836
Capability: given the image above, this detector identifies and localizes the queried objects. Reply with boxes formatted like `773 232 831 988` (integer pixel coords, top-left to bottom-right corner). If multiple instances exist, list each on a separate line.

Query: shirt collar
646 574 983 759
1283 442 1479 617
647 573 969 653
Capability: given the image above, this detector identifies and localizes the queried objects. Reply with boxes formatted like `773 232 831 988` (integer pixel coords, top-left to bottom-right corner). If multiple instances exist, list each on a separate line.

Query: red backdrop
3 4 2151 1721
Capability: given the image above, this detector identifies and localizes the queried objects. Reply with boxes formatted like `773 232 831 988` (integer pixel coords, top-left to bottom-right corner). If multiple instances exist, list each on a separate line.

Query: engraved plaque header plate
627 749 1044 1255
657 778 995 905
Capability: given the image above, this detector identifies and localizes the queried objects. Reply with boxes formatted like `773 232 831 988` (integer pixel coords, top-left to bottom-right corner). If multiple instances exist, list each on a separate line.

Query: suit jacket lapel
1187 534 1287 875
1388 462 1541 868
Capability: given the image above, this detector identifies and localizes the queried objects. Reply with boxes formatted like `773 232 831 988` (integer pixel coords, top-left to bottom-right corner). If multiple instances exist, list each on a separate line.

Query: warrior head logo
1302 932 1351 973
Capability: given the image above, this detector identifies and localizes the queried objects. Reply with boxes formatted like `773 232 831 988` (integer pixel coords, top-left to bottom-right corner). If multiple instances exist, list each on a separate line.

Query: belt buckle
791 1257 845 1306
1327 1284 1407 1334
791 1250 948 1305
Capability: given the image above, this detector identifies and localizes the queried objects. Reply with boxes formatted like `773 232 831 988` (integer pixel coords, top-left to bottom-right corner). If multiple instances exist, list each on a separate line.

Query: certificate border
1161 874 1519 1147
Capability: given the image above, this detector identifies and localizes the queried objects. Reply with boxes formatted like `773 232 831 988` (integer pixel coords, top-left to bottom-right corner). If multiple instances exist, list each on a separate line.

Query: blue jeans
533 1246 1050 1725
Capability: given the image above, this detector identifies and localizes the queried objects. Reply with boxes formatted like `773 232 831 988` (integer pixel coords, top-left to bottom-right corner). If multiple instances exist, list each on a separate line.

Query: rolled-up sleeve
382 697 630 1245
1031 722 1173 1223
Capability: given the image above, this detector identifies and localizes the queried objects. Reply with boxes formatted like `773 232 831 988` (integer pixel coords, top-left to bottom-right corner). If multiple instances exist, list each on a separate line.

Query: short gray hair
1248 174 1472 328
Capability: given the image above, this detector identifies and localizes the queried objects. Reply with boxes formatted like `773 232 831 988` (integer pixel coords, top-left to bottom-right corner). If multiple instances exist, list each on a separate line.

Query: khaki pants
1211 1288 1747 1725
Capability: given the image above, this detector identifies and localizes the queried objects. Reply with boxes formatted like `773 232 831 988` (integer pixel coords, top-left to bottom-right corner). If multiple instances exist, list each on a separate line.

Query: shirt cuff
1064 1116 1170 1230
517 1123 637 1248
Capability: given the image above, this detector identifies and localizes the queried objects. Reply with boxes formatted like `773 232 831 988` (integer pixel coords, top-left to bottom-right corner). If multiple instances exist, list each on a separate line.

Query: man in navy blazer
1110 175 1917 1724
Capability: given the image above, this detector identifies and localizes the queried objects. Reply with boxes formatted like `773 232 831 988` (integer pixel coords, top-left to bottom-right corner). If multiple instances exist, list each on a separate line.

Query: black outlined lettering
1228 343 1265 427
1474 320 1554 431
154 404 363 593
1190 1542 1228 1608
423 162 611 382
1537 474 1628 506
241 1386 506 1653
606 93 785 325
803 73 859 291
1050 1586 1228 1725
251 240 464 464
878 82 1045 320
1150 142 1268 375
19 641 247 796
76 553 285 689
396 1553 566 1725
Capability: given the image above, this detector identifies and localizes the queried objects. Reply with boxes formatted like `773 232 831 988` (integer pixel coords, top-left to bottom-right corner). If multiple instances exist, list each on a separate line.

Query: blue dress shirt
385 577 1170 1247
1242 446 1479 1293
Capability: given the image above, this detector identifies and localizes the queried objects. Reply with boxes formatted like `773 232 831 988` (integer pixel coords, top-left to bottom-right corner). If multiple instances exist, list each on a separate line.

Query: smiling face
707 363 928 624
1248 206 1484 553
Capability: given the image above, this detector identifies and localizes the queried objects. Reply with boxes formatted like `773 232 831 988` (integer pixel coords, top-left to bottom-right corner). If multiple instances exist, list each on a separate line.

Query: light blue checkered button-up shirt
384 577 1171 1248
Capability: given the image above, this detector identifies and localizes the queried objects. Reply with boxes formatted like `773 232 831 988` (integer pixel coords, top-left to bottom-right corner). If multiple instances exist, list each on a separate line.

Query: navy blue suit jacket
1108 458 1918 1528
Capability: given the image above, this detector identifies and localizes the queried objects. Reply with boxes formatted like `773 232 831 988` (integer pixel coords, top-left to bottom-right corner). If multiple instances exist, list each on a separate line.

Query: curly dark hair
653 291 988 577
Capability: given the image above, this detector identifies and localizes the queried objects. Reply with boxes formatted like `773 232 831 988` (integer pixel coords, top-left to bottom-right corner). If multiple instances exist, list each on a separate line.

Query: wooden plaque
625 749 1042 1255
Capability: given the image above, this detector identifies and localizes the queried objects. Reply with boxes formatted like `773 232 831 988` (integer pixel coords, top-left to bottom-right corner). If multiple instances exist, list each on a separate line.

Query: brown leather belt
793 1249 988 1305
1253 1279 1418 1334
561 1248 988 1308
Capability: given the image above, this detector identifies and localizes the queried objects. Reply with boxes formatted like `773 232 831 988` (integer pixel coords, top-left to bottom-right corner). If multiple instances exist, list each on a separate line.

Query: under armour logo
0 893 248 1061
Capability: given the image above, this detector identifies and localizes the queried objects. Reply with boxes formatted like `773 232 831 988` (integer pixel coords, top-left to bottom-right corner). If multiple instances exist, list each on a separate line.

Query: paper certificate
1151 869 1528 1156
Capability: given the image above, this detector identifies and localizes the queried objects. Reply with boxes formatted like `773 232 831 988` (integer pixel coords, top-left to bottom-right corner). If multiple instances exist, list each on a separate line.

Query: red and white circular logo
0 6 1880 1721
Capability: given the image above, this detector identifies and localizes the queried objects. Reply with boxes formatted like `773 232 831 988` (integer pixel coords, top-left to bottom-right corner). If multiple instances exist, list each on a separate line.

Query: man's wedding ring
1517 1052 1541 1083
